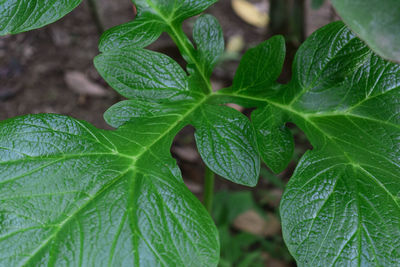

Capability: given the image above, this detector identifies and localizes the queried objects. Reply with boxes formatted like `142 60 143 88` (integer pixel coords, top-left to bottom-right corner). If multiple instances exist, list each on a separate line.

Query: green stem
87 0 104 34
167 24 213 94
203 166 215 213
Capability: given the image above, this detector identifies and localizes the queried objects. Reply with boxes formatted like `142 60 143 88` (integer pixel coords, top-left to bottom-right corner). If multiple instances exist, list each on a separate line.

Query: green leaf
98 14 166 52
6 0 399 264
193 105 260 186
104 99 196 128
216 21 400 265
0 1 257 265
0 0 82 35
251 105 294 173
0 114 219 266
193 14 224 78
99 0 218 72
331 0 400 63
231 35 285 94
97 20 260 187
94 48 193 102
283 21 371 108
280 25 400 263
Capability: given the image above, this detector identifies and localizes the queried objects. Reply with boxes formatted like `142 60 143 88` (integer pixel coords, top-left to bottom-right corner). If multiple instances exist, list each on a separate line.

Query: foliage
0 0 82 35
0 0 399 266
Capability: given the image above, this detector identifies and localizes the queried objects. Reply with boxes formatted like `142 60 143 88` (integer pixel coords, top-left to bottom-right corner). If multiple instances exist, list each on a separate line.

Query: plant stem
87 0 104 35
203 166 215 213
167 24 213 94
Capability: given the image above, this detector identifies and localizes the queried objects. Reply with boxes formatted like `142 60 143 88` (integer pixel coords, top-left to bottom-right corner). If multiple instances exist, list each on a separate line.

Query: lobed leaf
0 114 219 266
3 0 399 265
0 0 82 35
280 28 400 262
96 1 260 188
1 0 239 265
220 21 400 266
97 43 261 187
99 0 218 52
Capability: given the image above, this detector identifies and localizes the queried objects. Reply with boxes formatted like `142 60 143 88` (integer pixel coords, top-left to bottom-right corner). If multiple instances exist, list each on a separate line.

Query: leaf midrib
143 0 213 94
18 166 132 267
216 91 400 129
222 89 399 264
216 90 400 194
15 95 209 266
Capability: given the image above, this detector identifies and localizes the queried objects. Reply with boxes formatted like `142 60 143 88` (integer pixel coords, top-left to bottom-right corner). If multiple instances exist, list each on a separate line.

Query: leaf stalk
203 165 215 213
168 24 213 94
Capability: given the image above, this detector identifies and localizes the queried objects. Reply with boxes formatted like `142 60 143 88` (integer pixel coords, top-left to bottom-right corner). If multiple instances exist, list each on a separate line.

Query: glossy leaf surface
251 105 293 173
0 0 82 35
219 21 400 266
231 36 285 94
96 50 259 186
193 105 260 186
0 114 218 266
1 0 399 264
192 14 224 78
99 0 217 52
94 48 191 101
0 0 229 265
98 15 166 52
279 23 400 265
332 0 400 63
95 0 259 187
97 14 400 264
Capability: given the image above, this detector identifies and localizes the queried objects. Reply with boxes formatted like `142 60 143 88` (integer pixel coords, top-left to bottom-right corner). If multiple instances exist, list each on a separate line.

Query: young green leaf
217 21 400 266
99 0 220 95
193 105 260 186
96 1 260 187
192 14 224 78
99 0 218 56
98 14 166 52
332 0 400 63
231 35 285 94
251 105 294 173
0 0 82 35
0 114 219 266
94 48 193 102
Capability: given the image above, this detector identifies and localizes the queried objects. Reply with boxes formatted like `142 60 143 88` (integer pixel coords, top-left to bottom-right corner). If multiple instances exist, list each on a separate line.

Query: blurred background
0 0 340 266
